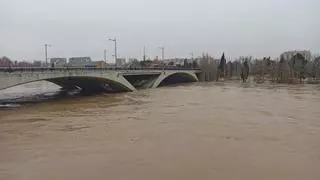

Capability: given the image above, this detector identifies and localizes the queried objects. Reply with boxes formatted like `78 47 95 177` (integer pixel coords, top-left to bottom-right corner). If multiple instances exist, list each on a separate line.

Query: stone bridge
0 68 201 93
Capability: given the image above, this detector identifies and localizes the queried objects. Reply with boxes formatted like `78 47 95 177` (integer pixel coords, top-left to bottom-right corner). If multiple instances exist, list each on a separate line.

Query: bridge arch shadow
155 72 198 87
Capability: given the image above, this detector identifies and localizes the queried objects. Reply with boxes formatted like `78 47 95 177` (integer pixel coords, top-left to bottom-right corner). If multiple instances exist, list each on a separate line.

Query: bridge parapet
0 67 201 73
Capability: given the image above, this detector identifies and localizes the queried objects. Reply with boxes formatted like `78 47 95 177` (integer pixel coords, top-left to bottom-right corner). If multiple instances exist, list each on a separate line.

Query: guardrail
0 67 201 73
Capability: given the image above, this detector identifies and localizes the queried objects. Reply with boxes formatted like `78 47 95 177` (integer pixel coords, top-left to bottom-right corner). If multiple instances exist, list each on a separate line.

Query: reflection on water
1 82 320 180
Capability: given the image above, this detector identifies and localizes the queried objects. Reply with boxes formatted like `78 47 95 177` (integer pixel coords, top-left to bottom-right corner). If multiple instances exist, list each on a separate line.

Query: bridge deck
0 67 201 73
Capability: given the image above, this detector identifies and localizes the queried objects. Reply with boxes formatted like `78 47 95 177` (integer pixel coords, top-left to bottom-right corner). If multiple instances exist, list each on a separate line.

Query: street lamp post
143 46 146 61
44 44 51 66
104 49 107 63
158 47 164 61
190 52 194 60
158 46 165 70
108 38 117 63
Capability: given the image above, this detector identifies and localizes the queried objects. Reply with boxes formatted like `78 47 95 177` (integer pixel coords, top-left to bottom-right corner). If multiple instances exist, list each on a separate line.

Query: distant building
33 61 43 67
92 61 106 68
50 58 67 64
68 57 92 67
280 50 311 61
50 58 67 67
16 61 33 67
164 58 185 66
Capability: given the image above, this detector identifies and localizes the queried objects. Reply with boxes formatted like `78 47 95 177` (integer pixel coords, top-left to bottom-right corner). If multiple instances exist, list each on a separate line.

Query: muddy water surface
1 82 320 180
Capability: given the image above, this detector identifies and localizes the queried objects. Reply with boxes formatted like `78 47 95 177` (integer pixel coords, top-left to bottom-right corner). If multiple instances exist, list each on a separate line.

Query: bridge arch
152 71 199 88
0 75 135 93
46 76 133 92
0 69 200 93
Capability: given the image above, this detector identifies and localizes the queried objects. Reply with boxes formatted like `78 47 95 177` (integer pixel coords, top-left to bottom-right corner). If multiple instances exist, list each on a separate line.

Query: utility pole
104 49 107 63
190 52 194 60
159 46 164 60
45 44 48 65
44 44 51 66
108 38 117 63
143 46 146 61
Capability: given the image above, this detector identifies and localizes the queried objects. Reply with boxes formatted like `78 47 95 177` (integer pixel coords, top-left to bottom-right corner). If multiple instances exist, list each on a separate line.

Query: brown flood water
0 82 320 180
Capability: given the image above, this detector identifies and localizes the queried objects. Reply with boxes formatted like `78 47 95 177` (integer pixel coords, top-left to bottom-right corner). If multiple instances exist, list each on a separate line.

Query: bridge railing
0 67 201 73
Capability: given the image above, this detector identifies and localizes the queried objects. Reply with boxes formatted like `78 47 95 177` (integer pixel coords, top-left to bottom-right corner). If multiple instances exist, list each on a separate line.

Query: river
1 82 320 180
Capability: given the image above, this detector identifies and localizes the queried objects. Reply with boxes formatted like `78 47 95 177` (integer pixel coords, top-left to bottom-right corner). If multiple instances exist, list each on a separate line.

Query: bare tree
289 53 307 83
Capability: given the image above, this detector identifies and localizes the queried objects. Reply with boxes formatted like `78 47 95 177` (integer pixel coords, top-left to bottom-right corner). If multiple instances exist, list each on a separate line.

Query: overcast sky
0 0 319 62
